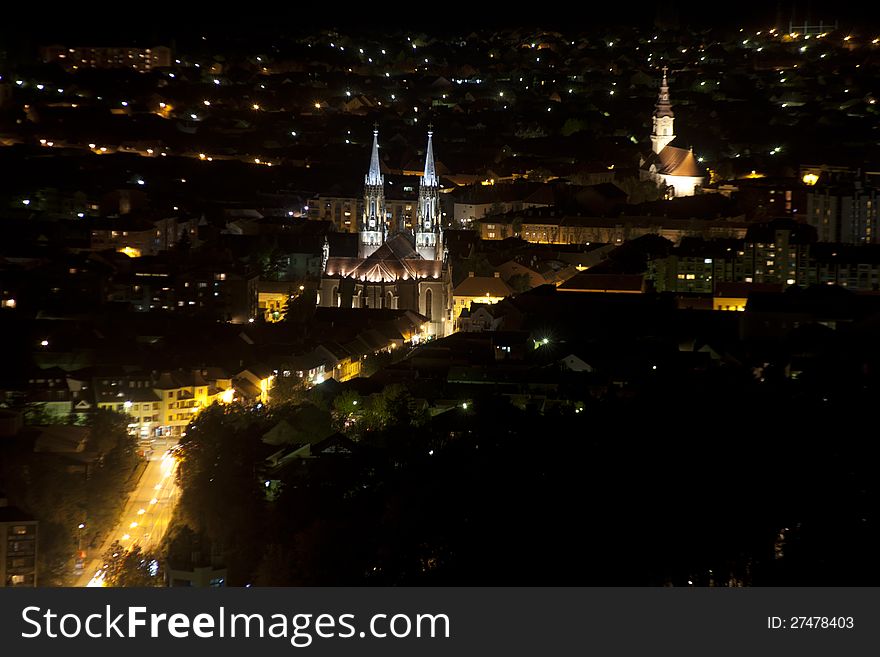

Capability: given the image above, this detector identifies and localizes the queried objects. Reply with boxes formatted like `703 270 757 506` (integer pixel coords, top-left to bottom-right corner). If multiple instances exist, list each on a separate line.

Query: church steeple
651 67 676 154
655 66 674 118
416 127 443 261
366 128 382 186
422 129 438 188
360 126 386 258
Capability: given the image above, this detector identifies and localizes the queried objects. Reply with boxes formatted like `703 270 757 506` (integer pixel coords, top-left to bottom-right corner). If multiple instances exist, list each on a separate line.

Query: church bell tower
651 67 676 154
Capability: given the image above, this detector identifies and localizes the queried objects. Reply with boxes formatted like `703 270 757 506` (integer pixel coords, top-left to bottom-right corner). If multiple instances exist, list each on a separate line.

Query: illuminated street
78 444 179 587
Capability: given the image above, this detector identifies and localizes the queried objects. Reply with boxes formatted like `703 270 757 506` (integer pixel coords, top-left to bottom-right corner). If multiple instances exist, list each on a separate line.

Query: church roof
453 275 512 298
645 146 702 177
325 234 444 283
382 233 420 260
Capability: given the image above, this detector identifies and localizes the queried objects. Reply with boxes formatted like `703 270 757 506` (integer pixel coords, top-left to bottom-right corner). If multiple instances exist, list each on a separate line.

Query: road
76 443 180 587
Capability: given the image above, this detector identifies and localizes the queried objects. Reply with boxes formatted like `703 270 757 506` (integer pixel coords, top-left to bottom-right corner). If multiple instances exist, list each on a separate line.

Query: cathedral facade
639 68 704 198
318 130 453 338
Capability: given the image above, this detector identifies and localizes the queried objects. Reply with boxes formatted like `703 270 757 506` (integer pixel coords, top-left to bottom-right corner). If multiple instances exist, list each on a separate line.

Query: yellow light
129 521 138 529
314 102 321 109
121 533 131 540
221 388 234 404
252 103 260 110
199 153 206 160
86 571 106 587
802 173 819 185
117 246 141 258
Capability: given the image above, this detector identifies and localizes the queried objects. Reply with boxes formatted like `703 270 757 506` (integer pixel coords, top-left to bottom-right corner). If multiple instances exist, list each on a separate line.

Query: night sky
2 1 877 43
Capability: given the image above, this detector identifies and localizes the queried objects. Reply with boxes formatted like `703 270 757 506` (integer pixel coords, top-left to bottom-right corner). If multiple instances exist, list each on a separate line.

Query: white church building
639 67 704 198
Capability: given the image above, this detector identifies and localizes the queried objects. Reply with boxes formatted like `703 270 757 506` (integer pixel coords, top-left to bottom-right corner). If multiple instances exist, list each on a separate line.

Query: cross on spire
654 66 673 118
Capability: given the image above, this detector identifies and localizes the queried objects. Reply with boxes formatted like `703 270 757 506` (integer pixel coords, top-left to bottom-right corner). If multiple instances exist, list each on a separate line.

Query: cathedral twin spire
366 127 383 187
422 128 439 188
361 127 443 260
416 126 442 260
360 126 387 257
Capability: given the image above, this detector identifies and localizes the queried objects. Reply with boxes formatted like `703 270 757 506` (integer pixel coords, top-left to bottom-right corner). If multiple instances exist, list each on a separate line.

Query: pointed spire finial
654 66 673 119
422 129 438 187
366 128 382 186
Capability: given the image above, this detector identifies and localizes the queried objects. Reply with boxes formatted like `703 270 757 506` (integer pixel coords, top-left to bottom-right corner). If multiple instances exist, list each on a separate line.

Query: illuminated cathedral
318 129 452 338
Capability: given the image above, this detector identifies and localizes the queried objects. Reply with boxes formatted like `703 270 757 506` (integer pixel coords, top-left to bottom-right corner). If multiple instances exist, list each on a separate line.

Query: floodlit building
452 272 512 328
640 68 704 198
319 130 453 337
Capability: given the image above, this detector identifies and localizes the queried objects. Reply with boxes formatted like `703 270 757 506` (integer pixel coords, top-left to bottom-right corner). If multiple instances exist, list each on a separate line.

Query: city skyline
0 16 879 587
